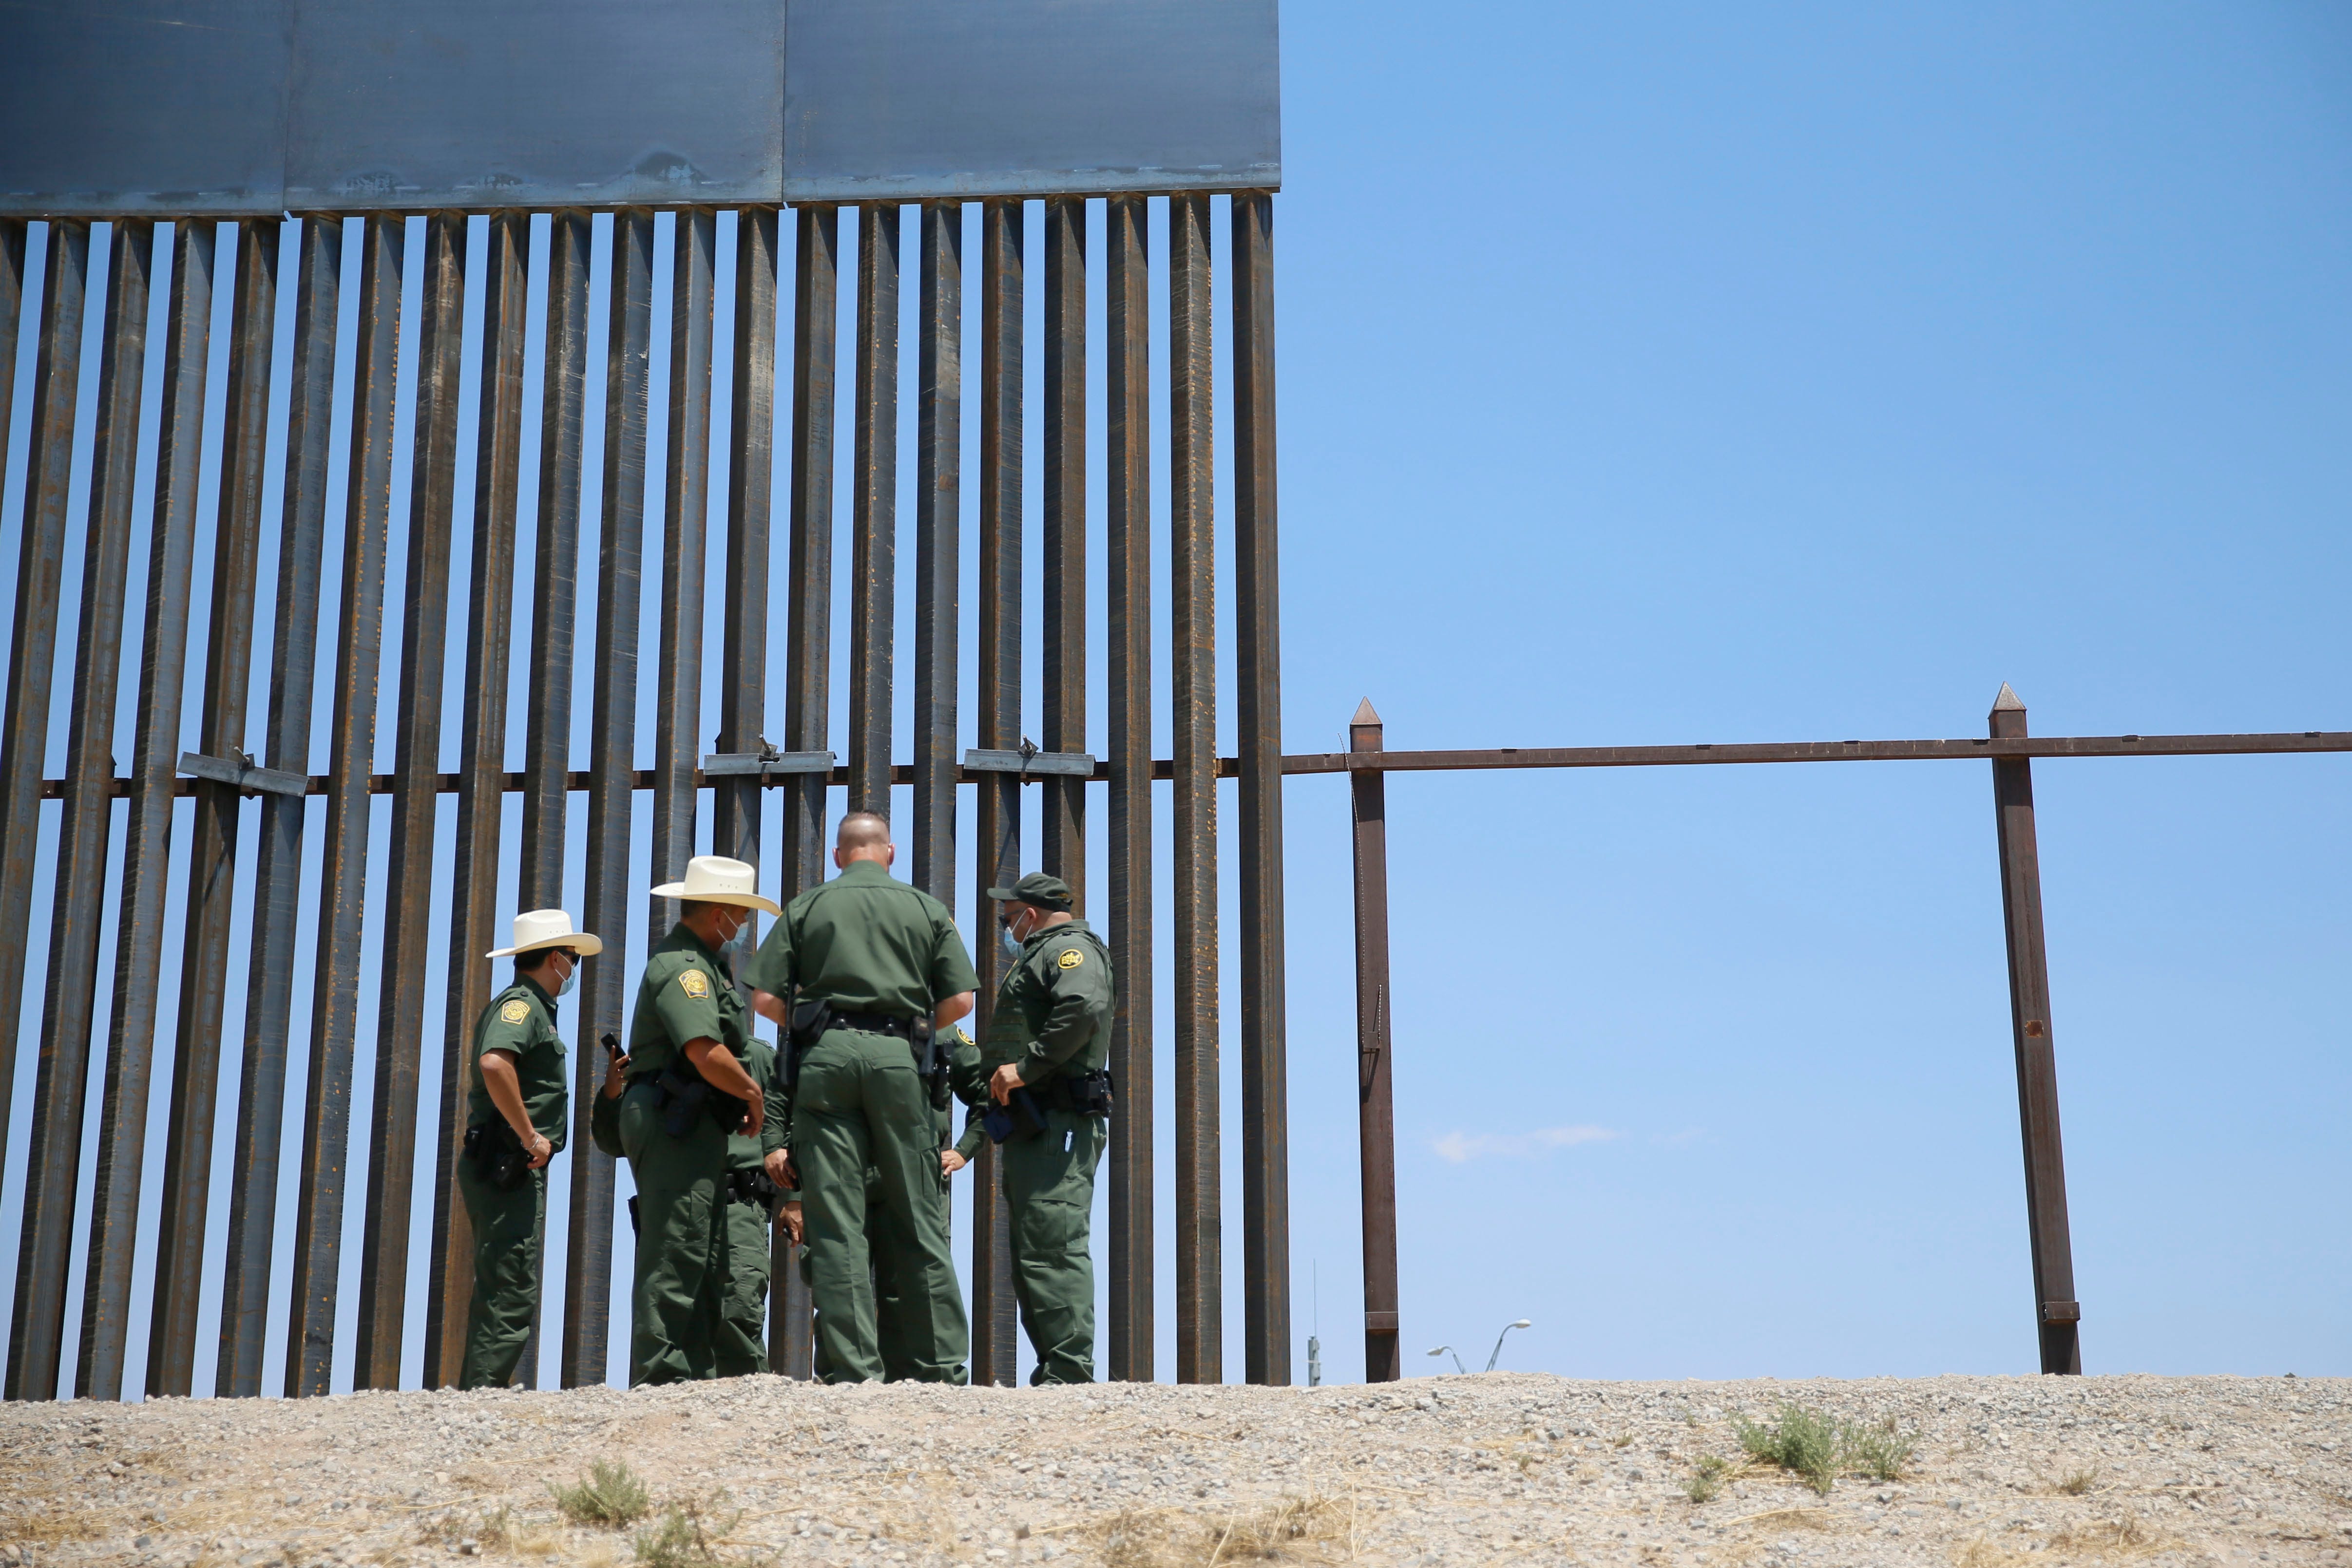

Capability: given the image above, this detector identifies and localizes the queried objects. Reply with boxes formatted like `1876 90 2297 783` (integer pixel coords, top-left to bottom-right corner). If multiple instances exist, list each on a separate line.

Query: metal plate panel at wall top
0 0 1278 216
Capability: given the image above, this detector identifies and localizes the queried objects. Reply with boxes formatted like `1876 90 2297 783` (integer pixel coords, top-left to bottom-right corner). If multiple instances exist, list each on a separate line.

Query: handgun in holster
784 996 833 1091
727 1165 784 1216
982 1086 1051 1145
910 1016 951 1112
462 1120 531 1191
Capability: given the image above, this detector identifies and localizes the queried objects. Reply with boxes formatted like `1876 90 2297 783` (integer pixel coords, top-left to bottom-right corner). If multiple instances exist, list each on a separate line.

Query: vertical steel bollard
1989 684 2083 1375
1350 700 1401 1382
848 204 899 815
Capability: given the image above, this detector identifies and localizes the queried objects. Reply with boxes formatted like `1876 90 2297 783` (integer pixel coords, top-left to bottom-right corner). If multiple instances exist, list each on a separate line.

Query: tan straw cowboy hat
485 908 603 960
650 854 782 915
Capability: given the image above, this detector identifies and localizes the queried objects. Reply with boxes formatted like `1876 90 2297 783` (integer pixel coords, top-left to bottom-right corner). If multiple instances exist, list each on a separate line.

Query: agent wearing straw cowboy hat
618 856 777 1384
459 908 600 1389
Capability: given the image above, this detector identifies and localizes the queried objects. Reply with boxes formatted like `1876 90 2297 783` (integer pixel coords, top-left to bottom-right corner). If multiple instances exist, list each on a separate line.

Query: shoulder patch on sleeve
499 998 531 1024
1056 947 1085 970
678 967 711 999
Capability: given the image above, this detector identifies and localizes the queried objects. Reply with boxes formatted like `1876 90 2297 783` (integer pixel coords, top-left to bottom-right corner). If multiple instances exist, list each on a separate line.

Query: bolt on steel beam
219 212 339 1399
11 219 145 1402
1232 190 1288 1387
569 206 655 1387
969 198 1025 1389
425 211 527 1389
286 211 400 1399
1168 189 1221 1386
1989 684 2083 1376
1348 701 1401 1383
911 202 961 909
355 212 465 1393
1040 197 1085 907
848 204 899 816
151 217 277 1398
82 218 215 1399
1103 192 1153 1384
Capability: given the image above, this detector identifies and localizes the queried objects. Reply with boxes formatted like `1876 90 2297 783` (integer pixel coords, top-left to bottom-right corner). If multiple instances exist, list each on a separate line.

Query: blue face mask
556 962 578 999
999 919 1024 963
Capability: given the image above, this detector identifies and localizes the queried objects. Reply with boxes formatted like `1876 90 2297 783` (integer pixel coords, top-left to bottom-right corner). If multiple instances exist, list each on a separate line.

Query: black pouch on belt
982 1086 1051 1145
463 1120 531 1191
655 1068 709 1138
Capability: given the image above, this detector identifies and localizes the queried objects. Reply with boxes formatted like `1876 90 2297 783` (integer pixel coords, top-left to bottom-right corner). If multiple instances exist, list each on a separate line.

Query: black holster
653 1067 744 1138
727 1165 784 1216
910 1016 950 1113
462 1120 531 1191
982 1087 1051 1145
784 996 832 1091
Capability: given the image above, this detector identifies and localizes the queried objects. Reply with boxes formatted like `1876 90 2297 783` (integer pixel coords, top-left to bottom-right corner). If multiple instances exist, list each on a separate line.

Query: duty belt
827 1010 915 1039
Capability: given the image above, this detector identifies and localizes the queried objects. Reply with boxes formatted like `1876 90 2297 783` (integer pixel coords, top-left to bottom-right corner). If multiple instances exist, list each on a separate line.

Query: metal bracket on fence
702 747 835 782
964 742 1095 778
178 751 310 799
2040 1300 2082 1324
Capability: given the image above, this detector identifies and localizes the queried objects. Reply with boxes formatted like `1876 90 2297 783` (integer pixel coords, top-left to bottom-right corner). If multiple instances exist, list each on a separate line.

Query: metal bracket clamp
702 746 835 780
2039 1300 2082 1324
178 750 309 798
964 740 1095 778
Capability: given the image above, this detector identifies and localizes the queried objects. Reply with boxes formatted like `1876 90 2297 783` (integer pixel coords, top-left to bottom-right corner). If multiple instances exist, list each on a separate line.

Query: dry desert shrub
2048 1516 2171 1560
1083 1494 1357 1568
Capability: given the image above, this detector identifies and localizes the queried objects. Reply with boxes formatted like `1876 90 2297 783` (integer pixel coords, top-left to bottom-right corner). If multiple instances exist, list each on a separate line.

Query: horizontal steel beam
59 729 2350 804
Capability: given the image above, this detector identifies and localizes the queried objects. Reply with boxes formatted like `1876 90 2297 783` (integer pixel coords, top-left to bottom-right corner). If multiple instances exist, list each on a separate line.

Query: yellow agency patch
499 998 531 1025
1056 948 1085 971
678 968 711 1000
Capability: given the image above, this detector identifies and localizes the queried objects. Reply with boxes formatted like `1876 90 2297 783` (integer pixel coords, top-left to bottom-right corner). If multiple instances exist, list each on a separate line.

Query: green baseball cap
987 871 1073 910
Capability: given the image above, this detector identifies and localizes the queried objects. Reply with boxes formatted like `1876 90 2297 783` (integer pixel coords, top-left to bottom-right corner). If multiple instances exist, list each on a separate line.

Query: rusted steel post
0 221 88 1226
970 198 1024 1387
286 212 400 1398
1103 193 1152 1382
848 204 899 815
1168 189 1221 1384
715 207 784 1375
1232 190 1289 1386
1349 700 1400 1382
1041 197 1085 901
152 218 277 1397
711 205 775 925
83 219 214 1399
567 207 654 1386
1989 684 2084 1376
911 202 961 905
220 213 339 1398
652 207 715 950
10 219 145 1402
521 210 591 917
354 212 463 1392
426 211 527 1388
0 219 22 509
776 202 840 1380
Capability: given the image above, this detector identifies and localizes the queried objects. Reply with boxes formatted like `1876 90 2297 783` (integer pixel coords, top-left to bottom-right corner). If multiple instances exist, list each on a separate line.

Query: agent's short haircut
837 811 891 852
515 945 573 976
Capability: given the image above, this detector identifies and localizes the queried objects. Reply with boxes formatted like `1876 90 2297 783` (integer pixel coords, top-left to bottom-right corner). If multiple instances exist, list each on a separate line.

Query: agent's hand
601 1053 630 1099
989 1062 1027 1105
940 1148 968 1177
524 1131 554 1169
740 1086 765 1138
764 1148 792 1188
779 1200 805 1246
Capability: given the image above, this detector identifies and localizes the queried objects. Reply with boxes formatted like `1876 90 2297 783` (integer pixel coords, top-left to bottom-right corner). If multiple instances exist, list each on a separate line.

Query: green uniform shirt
745 858 977 1016
465 974 569 1152
978 918 1114 1085
627 922 750 1079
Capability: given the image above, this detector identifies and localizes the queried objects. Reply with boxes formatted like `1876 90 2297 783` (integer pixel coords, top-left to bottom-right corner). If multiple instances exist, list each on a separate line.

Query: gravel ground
2 1374 2345 1568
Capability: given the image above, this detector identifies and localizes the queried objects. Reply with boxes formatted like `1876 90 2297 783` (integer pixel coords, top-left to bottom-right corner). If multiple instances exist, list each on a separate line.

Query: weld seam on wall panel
847 204 899 816
1103 192 1152 1383
426 211 526 1389
219 213 338 1399
82 218 214 1398
10 219 144 1402
1231 190 1287 1387
356 212 464 1392
152 217 276 1398
285 212 400 1398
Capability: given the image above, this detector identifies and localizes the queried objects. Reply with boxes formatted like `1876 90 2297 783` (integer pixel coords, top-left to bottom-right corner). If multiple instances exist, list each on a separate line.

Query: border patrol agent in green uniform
972 871 1115 1385
619 855 775 1384
459 908 601 1390
746 811 978 1384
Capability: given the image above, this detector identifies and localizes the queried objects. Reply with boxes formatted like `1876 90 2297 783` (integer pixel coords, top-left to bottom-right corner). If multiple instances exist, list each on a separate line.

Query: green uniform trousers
1003 1105 1107 1385
456 1157 547 1390
796 1031 968 1383
716 1191 773 1377
619 1081 731 1385
805 1160 951 1382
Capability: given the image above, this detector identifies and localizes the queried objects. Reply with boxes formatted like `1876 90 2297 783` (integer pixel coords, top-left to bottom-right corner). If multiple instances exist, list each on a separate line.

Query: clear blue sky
0 0 2343 1395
